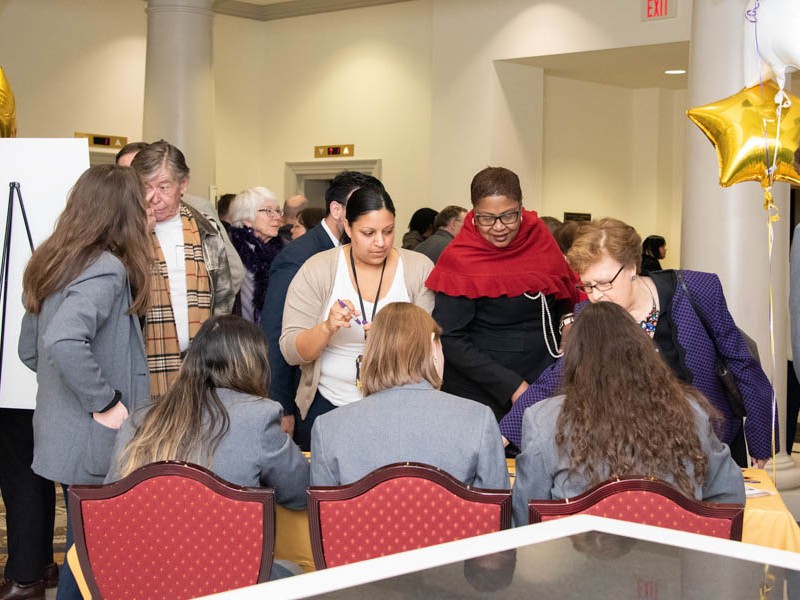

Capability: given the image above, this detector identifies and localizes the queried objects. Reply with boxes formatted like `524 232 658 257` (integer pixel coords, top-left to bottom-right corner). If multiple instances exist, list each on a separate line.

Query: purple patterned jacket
499 270 777 459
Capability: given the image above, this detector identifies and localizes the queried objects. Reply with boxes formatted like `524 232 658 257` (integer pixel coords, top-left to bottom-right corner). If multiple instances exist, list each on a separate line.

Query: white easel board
0 138 90 409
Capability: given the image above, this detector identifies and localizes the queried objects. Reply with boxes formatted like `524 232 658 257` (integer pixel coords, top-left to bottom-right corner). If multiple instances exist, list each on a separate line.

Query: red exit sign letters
642 0 676 20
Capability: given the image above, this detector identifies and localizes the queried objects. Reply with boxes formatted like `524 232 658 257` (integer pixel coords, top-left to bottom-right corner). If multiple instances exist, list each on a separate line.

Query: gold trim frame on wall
284 159 382 205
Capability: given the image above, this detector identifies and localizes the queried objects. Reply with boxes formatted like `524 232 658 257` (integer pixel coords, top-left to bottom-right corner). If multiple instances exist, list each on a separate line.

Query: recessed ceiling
508 42 689 90
212 0 413 21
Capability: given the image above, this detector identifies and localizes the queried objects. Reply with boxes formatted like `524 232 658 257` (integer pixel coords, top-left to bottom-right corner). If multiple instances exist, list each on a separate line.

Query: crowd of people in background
0 139 770 599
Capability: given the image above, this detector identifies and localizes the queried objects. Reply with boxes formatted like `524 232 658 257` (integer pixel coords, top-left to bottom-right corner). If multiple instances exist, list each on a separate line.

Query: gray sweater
107 388 310 509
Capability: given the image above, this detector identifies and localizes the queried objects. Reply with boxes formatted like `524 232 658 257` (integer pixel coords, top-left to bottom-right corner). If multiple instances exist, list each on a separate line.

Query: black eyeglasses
575 265 625 294
473 210 521 227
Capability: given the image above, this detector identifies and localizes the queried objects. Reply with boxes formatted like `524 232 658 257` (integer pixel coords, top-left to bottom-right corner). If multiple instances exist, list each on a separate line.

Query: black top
650 270 692 384
641 255 662 273
433 292 565 420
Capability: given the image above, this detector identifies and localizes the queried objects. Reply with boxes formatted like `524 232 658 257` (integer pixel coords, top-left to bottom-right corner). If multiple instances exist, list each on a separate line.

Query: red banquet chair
307 462 512 569
68 461 275 600
528 476 744 540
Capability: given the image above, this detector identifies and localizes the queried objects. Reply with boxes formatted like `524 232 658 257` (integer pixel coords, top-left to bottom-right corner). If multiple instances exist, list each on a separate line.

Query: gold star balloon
0 66 16 138
686 80 800 188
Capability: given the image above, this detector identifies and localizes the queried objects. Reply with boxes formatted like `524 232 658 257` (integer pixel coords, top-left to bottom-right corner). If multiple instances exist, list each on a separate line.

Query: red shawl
426 208 581 302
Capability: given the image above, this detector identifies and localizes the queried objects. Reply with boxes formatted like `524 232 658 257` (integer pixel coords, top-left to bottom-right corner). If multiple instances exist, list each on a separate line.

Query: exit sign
641 0 675 20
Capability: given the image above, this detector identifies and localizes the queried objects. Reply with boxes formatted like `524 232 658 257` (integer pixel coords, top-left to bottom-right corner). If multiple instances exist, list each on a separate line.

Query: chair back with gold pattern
528 477 743 540
308 462 511 569
69 461 275 599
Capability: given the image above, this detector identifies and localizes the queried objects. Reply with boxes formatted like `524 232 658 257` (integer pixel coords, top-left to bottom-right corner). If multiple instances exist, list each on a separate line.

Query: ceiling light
664 69 687 75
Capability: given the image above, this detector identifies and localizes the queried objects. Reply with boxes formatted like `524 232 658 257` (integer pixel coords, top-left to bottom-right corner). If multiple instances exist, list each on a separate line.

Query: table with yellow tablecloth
274 464 800 572
741 468 800 552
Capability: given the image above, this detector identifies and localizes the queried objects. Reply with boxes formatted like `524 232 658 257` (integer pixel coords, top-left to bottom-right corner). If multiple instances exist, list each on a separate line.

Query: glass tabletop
311 531 790 599
213 516 800 600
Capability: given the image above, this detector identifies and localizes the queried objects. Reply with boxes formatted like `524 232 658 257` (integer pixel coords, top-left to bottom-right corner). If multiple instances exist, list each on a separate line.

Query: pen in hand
337 299 363 325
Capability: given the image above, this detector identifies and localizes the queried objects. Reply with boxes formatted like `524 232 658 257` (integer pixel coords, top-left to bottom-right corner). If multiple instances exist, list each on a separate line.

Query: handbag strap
675 271 725 359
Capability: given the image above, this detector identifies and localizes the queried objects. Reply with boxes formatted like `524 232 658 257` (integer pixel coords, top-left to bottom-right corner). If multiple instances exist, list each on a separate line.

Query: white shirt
321 219 341 248
154 213 190 351
317 249 409 406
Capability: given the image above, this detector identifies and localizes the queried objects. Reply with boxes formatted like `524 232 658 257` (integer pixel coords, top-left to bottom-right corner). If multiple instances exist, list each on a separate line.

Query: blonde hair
360 303 442 396
566 218 642 274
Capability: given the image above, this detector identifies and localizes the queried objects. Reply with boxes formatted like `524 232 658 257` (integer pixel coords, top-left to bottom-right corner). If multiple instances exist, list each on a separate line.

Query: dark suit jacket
261 223 335 414
413 229 453 264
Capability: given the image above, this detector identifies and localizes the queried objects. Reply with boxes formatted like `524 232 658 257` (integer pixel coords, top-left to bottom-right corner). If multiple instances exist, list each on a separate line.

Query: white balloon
743 0 800 90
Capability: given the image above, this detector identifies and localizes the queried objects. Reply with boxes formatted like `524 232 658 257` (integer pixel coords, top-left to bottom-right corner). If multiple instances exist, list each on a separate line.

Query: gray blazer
511 395 746 526
310 381 509 490
18 252 150 485
106 388 310 509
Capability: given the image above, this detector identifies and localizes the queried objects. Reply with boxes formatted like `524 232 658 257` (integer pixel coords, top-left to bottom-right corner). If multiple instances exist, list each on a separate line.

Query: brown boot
0 579 45 600
43 563 58 589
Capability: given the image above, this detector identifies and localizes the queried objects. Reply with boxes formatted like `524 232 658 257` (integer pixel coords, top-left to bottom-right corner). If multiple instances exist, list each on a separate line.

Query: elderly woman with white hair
228 187 287 323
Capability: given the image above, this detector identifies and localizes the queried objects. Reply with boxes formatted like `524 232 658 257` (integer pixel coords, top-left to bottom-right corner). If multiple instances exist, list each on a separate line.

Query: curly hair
470 166 522 205
555 302 714 497
566 217 641 274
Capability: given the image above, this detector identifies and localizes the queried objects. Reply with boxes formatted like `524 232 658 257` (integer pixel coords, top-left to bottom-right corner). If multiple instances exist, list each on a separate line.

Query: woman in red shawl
427 167 580 428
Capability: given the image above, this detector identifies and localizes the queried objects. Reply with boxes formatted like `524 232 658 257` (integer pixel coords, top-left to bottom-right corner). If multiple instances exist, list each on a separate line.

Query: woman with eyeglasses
426 167 580 426
500 218 775 469
511 301 744 526
228 187 287 324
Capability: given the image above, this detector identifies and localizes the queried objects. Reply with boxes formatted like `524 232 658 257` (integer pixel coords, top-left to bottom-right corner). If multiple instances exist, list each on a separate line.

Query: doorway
284 159 382 208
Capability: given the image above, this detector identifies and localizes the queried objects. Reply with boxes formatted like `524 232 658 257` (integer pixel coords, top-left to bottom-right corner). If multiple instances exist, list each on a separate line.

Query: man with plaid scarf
132 141 237 398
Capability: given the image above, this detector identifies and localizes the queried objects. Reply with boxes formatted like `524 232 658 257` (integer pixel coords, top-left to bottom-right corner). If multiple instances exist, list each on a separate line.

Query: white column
143 0 215 200
684 1 800 491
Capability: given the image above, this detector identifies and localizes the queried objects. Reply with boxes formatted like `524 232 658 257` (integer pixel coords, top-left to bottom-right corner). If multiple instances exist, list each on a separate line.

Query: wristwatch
558 313 575 335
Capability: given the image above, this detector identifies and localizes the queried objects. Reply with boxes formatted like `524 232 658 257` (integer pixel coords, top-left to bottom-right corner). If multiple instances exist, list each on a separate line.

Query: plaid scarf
146 204 212 398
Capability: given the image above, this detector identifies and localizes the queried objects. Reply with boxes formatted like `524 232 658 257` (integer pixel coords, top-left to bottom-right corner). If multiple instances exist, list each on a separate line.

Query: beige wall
215 1 433 231
0 0 692 251
430 0 692 265
0 0 147 145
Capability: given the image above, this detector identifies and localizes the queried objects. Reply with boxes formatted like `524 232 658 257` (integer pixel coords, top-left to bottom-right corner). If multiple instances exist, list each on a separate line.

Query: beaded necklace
639 279 659 337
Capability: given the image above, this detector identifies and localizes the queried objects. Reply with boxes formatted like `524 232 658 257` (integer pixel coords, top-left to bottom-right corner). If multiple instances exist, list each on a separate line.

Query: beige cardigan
280 247 435 419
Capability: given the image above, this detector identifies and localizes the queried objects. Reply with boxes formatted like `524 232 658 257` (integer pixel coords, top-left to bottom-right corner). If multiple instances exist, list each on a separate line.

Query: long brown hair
556 302 714 497
22 165 152 315
361 302 441 396
116 316 270 477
